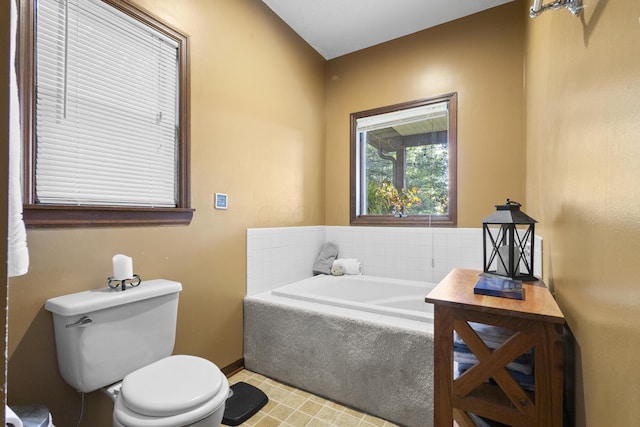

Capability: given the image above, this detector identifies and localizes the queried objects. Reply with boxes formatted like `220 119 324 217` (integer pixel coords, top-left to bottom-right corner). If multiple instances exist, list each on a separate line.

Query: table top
425 268 564 324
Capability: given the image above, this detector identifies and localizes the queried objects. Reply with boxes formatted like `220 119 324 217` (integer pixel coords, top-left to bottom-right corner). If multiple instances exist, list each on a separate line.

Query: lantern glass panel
483 223 535 280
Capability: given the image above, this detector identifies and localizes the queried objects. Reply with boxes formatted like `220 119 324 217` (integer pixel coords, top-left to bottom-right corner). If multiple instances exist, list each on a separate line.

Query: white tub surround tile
247 226 542 296
246 226 325 296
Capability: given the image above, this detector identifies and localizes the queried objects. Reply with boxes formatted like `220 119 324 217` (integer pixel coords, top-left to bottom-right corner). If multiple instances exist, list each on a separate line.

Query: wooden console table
425 268 564 427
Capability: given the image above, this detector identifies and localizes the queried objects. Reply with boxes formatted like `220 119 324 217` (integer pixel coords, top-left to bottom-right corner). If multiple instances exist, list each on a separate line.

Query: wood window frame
350 93 458 227
17 0 193 228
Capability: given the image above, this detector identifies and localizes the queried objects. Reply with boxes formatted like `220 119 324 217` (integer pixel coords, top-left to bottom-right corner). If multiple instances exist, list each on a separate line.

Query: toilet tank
45 279 182 393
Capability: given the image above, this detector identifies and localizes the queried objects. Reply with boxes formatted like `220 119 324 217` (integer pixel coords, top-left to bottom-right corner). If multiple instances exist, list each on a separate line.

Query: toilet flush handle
66 316 93 328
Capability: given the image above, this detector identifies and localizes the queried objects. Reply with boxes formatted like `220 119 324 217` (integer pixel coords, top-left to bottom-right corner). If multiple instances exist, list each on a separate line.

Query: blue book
473 276 525 300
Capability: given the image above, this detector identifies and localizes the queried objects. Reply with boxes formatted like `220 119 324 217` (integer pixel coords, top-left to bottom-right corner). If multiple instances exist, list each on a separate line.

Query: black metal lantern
482 199 537 281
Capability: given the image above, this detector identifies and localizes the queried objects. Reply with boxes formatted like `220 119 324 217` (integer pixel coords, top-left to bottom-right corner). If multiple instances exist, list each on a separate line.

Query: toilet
45 279 229 427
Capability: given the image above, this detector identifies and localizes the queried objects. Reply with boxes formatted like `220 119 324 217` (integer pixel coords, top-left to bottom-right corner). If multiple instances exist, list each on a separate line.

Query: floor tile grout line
228 370 399 427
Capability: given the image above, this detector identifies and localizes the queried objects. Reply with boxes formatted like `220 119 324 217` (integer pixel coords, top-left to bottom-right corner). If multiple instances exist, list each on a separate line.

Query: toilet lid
120 355 225 417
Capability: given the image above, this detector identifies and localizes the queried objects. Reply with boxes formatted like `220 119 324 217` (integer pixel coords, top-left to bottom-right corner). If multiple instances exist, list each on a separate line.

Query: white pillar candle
496 245 520 276
112 254 133 280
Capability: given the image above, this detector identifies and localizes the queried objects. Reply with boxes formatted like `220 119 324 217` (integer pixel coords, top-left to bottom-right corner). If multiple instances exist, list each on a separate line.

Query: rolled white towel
6 405 24 427
332 258 362 275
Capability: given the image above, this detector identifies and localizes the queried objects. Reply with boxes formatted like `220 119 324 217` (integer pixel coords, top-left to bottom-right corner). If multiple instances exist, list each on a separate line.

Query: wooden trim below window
23 205 194 228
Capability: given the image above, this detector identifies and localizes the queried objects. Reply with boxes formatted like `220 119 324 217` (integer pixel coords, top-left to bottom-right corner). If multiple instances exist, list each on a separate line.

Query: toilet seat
122 355 224 416
113 355 229 427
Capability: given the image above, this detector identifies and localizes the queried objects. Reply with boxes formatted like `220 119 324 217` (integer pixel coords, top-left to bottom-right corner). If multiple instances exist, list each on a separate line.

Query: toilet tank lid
45 279 183 317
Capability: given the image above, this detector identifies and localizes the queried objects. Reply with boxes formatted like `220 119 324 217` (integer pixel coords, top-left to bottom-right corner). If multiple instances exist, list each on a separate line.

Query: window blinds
356 103 448 133
35 0 180 207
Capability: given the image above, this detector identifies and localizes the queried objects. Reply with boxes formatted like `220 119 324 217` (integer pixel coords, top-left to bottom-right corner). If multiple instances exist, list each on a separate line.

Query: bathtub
272 274 434 323
244 275 436 427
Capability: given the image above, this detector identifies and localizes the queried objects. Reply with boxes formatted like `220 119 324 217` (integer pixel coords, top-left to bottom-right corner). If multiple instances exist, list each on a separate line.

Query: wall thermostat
215 193 228 209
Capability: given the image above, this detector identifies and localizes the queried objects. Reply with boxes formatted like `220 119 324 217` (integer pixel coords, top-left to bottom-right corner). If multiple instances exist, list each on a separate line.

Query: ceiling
262 0 515 60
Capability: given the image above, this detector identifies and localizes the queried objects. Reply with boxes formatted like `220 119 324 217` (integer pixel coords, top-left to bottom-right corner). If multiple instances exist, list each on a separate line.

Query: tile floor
227 370 401 427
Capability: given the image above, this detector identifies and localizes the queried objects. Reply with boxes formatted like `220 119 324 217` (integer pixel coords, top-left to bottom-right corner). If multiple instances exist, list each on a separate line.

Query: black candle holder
107 274 141 291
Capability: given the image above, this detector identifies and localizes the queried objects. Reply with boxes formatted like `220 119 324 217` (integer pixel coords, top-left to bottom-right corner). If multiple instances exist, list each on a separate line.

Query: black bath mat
222 381 268 426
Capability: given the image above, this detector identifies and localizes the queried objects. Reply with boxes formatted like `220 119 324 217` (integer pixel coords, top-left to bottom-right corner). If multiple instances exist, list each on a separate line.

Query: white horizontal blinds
35 0 179 207
356 103 448 133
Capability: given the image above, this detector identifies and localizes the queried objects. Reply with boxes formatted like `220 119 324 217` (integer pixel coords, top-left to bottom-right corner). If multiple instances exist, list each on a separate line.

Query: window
18 0 192 227
350 93 457 226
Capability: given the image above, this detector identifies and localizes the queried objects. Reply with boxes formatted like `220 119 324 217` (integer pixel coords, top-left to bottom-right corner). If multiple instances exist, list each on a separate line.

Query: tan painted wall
6 0 637 425
6 1 326 425
325 3 526 227
524 0 640 425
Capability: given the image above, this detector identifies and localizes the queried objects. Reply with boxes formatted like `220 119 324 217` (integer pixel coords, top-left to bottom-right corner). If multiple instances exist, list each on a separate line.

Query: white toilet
45 279 229 427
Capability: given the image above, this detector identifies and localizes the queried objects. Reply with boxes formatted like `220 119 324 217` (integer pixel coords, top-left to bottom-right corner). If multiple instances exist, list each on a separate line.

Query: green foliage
406 144 449 215
365 142 449 215
367 181 389 215
376 182 422 212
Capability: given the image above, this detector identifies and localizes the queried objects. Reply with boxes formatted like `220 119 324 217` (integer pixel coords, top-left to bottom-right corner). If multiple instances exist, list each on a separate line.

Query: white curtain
8 0 29 277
